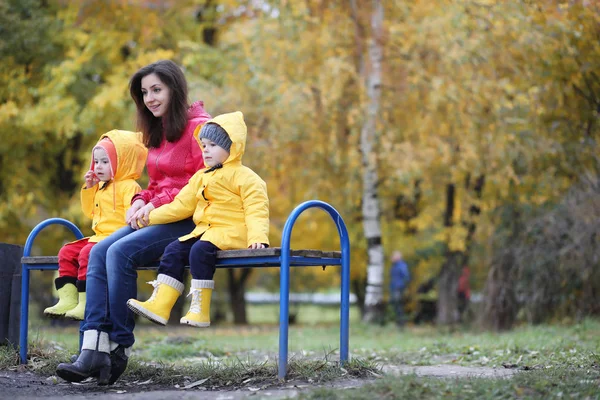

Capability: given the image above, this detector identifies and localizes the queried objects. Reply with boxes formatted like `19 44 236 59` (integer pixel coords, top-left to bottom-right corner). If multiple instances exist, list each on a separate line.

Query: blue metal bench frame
20 200 350 379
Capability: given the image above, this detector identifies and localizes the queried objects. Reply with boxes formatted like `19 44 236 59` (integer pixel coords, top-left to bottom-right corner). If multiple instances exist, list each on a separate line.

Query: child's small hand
249 243 266 249
84 170 99 189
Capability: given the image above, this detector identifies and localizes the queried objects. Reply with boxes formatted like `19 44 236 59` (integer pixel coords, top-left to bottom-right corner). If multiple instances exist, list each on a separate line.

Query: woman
56 60 211 385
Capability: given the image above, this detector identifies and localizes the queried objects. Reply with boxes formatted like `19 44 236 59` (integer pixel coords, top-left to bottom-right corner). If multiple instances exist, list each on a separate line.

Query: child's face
93 148 112 182
141 73 171 118
201 138 229 167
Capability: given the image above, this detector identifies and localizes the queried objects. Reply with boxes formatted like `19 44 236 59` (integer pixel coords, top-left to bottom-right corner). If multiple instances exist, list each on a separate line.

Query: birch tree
355 0 385 323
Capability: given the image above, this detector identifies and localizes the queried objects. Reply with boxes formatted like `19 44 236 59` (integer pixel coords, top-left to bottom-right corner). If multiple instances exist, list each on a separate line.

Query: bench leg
340 248 350 364
19 265 30 364
278 259 290 379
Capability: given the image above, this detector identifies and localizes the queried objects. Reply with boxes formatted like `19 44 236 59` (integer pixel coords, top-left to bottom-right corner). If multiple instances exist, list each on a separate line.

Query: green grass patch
4 310 599 397
344 318 600 370
120 356 376 388
0 344 378 389
298 367 600 399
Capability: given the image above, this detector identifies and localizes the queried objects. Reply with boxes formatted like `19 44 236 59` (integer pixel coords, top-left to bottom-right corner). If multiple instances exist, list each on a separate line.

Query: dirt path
1 365 519 400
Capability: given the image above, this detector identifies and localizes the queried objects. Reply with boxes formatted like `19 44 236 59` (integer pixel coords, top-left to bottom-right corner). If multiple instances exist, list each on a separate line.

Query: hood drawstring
204 163 223 173
92 137 118 212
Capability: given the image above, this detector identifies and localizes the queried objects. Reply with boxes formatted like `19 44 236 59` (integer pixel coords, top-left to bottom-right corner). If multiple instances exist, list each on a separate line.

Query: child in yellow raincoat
44 130 147 320
127 111 269 327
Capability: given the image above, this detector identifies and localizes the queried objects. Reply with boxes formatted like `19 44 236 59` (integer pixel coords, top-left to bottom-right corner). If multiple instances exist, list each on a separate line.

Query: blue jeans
83 219 196 347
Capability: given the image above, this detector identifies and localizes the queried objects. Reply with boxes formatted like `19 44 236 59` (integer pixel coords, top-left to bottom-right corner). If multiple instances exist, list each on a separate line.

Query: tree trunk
353 0 385 323
437 251 464 325
352 277 366 315
436 183 461 325
227 269 252 325
437 175 485 325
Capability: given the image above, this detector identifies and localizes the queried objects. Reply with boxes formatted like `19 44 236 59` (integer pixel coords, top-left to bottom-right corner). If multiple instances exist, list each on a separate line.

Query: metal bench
19 200 350 379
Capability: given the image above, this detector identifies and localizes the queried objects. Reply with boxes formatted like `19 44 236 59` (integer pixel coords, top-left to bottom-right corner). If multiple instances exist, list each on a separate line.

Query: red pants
58 238 96 281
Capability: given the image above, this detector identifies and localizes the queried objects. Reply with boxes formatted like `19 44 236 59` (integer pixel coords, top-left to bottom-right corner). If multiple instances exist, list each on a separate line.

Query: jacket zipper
155 144 167 178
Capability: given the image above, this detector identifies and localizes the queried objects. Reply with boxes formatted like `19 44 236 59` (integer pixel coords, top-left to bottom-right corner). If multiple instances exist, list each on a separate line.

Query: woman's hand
84 170 99 189
126 199 146 226
249 243 266 249
130 203 155 230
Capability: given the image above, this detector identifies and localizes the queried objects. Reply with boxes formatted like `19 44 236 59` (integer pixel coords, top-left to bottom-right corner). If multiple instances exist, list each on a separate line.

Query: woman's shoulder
187 101 212 125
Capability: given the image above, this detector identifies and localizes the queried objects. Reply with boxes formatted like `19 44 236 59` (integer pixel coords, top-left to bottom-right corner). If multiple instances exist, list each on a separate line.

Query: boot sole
44 312 67 319
127 300 167 326
45 308 78 318
56 366 88 383
180 319 210 328
57 367 111 385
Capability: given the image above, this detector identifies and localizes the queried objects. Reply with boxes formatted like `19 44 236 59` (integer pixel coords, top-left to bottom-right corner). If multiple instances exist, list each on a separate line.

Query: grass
299 368 600 399
2 305 599 398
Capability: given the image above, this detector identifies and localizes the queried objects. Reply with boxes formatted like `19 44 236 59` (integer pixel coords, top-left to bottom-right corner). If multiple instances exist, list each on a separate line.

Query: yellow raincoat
81 130 148 242
149 111 270 249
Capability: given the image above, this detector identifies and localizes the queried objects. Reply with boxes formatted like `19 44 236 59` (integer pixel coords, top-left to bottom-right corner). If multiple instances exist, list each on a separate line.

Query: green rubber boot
44 276 78 317
64 280 86 321
65 292 86 321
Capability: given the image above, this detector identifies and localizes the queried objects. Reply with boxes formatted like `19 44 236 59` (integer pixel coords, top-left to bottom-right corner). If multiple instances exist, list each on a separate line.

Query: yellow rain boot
127 274 184 325
65 280 86 321
44 277 78 317
180 279 214 328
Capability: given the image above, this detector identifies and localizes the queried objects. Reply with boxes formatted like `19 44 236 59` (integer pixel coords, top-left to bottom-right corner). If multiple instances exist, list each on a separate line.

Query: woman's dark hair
129 60 189 148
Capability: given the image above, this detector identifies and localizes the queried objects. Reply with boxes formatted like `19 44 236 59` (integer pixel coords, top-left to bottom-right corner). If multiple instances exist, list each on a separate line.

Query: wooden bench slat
21 248 342 265
216 248 341 259
21 256 58 264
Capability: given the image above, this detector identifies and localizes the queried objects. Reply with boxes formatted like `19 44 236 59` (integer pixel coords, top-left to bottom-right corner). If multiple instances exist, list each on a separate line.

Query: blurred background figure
457 265 471 322
389 250 410 327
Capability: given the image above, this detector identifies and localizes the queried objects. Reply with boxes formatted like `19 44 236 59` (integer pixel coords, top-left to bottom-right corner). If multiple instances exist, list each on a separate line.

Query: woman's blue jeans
82 219 196 347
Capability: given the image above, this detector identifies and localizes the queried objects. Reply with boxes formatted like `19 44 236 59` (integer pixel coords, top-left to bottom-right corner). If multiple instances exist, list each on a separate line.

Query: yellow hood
153 111 269 250
81 130 146 242
194 111 247 165
94 130 147 181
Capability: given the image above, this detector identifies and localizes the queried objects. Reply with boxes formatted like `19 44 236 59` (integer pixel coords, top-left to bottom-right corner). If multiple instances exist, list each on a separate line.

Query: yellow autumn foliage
1 0 599 302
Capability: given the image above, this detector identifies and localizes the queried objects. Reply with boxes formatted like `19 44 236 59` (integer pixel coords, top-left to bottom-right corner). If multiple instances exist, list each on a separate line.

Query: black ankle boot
66 349 126 384
108 345 129 385
56 330 111 385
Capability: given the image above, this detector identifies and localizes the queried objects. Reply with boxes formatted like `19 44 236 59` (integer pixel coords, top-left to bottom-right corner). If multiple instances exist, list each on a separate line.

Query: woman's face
141 73 171 117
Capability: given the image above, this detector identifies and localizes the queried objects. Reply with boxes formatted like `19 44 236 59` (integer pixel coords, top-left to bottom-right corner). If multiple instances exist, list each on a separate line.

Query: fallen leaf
181 377 210 389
